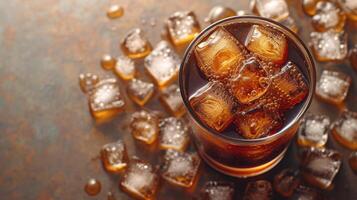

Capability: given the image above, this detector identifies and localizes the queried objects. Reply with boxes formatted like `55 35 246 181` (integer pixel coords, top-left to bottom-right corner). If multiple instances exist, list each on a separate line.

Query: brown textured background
0 0 356 199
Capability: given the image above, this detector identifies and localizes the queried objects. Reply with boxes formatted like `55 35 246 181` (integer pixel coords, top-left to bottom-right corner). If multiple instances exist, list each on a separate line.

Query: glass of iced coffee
179 16 316 177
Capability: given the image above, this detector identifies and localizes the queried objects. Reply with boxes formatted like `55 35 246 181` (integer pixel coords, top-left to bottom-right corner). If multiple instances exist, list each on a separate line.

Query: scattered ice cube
159 117 190 151
229 57 271 104
101 140 128 173
127 79 155 106
290 185 323 200
315 70 351 105
332 111 357 150
159 84 186 117
349 44 357 71
120 158 159 200
189 81 236 132
161 149 201 188
243 180 272 200
200 181 235 200
100 54 117 70
312 1 346 32
348 151 357 173
79 73 99 93
302 0 319 16
310 30 348 61
130 110 160 145
205 6 237 24
280 17 298 33
121 28 152 59
166 11 200 46
245 25 288 64
337 0 357 21
194 27 246 80
255 0 289 21
106 4 124 19
234 108 282 139
301 148 341 190
114 55 136 81
298 114 330 148
273 168 300 197
88 78 125 120
144 41 180 87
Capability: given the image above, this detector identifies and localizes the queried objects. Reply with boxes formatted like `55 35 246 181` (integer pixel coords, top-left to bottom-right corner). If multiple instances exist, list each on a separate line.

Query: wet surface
0 0 356 199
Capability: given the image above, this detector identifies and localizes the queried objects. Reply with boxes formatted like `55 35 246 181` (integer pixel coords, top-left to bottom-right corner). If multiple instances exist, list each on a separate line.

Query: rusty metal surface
0 0 356 199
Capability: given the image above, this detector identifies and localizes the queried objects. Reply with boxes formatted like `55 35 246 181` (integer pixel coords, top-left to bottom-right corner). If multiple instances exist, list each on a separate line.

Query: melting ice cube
79 73 99 93
332 110 357 150
298 114 330 148
200 181 235 200
273 168 300 197
312 1 346 32
290 185 323 200
159 117 190 151
127 79 155 106
121 28 152 59
101 140 128 173
130 110 160 145
114 55 136 81
159 84 185 117
243 180 272 200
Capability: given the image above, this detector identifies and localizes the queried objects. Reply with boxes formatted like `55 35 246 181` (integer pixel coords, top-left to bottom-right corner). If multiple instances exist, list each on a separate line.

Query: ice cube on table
349 45 357 72
302 0 319 16
315 70 351 105
332 111 357 150
194 27 246 80
101 140 128 173
290 185 323 200
245 25 288 65
300 148 341 190
273 168 300 197
229 57 271 104
189 81 236 132
130 110 160 145
121 28 152 59
200 181 235 200
159 84 185 117
127 79 155 106
161 149 201 188
166 11 200 46
144 41 180 88
312 1 346 32
234 108 282 139
205 6 236 24
348 151 357 173
279 17 298 33
255 0 289 21
79 73 99 93
243 180 272 200
298 114 330 148
114 55 136 81
120 158 159 200
310 30 348 62
159 117 190 151
338 0 357 21
88 78 125 120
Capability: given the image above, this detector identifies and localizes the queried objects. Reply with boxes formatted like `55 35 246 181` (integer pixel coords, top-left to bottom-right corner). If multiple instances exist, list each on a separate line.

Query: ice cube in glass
312 1 346 32
121 28 152 59
298 114 330 147
159 117 190 151
331 111 357 150
101 140 128 173
315 70 351 105
114 55 136 81
189 81 236 132
79 73 99 93
127 79 155 106
144 41 180 87
200 181 235 200
255 0 289 21
130 110 159 145
159 84 185 117
273 168 300 197
243 180 272 200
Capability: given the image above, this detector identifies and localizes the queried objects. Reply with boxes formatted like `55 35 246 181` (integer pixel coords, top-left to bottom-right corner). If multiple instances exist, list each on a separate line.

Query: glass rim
179 15 316 144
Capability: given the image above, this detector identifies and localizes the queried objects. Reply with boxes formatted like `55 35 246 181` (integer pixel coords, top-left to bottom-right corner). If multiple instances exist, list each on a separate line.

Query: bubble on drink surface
332 111 357 150
205 6 236 24
194 26 246 80
144 41 180 87
166 11 200 46
101 54 117 70
159 84 186 117
245 25 288 65
349 152 357 173
107 5 124 19
298 114 330 148
273 168 300 197
243 180 272 200
79 73 99 93
229 57 271 104
312 1 346 32
121 28 152 59
84 178 101 196
310 30 348 61
255 0 289 21
130 110 160 145
200 181 235 200
315 70 351 105
114 55 136 81
161 149 201 188
234 108 282 139
159 117 190 151
88 78 125 120
120 158 159 200
189 81 236 132
300 148 341 190
101 140 128 173
127 79 155 106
